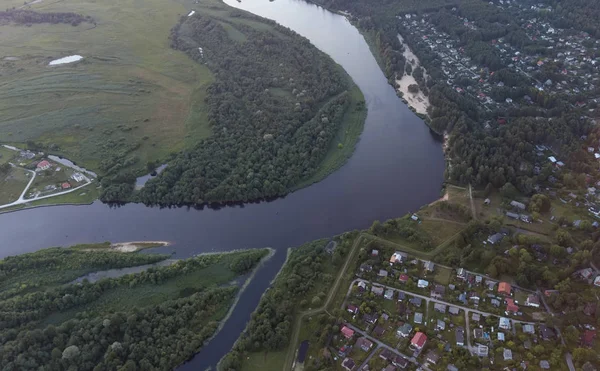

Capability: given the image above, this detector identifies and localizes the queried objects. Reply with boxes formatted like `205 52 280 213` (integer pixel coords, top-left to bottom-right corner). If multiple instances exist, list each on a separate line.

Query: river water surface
0 0 444 368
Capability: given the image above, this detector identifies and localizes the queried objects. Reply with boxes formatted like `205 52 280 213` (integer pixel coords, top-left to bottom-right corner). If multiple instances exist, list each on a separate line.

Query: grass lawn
419 219 465 246
0 0 214 178
0 167 29 205
433 266 453 285
239 351 287 371
0 146 17 164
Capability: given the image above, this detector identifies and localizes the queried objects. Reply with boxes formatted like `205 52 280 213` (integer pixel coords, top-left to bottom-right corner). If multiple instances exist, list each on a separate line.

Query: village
397 0 600 120
0 145 96 210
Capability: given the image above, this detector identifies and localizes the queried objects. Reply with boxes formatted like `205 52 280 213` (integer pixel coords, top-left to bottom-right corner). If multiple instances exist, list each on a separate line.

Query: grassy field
0 167 30 205
419 219 465 246
0 0 214 176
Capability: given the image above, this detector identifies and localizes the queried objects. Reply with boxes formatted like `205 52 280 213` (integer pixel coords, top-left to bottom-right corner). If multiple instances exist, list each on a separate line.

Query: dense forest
0 10 92 26
0 246 269 370
99 8 364 204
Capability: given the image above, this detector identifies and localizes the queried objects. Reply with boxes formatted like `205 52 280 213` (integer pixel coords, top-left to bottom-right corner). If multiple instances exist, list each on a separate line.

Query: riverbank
109 240 171 252
394 34 431 116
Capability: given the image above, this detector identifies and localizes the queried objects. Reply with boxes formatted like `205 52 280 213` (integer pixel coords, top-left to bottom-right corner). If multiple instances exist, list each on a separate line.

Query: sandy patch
110 240 170 252
395 34 431 115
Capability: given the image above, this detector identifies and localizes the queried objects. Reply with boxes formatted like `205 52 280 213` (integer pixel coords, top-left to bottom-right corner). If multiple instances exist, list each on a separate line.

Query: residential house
503 348 513 361
458 293 467 305
437 319 446 330
424 261 435 271
477 345 489 357
485 280 497 290
417 279 429 288
398 274 409 283
372 325 385 337
447 365 459 371
473 328 483 339
491 298 501 307
498 332 505 341
498 282 512 295
487 233 504 244
61 182 71 189
363 313 378 325
393 356 408 369
381 313 389 322
357 281 367 292
71 172 85 182
506 298 519 314
434 303 447 313
475 275 483 285
384 289 394 300
499 317 511 330
431 285 445 299
584 302 596 316
526 294 540 308
523 324 535 334
37 160 51 171
379 349 393 361
410 297 422 307
346 304 359 315
472 313 481 322
383 365 395 371
540 360 551 369
414 312 423 324
342 357 356 371
582 330 596 347
410 332 427 350
397 292 406 301
449 306 460 315
371 249 379 256
355 337 373 352
378 269 389 278
457 268 466 280
426 350 440 364
338 345 351 357
506 211 520 219
397 323 413 338
540 325 555 341
456 327 465 346
359 264 373 273
390 251 408 265
341 326 355 339
371 286 384 296
511 200 526 210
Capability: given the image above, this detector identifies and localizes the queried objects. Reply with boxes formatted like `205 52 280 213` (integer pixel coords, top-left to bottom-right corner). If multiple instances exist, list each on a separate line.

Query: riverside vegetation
0 0 365 206
0 244 269 370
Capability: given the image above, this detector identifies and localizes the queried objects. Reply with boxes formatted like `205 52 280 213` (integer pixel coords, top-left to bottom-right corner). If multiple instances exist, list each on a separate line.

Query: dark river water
0 0 444 368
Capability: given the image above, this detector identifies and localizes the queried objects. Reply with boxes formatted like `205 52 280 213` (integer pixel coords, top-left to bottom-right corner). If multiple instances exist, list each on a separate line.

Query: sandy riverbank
395 34 431 115
110 241 171 252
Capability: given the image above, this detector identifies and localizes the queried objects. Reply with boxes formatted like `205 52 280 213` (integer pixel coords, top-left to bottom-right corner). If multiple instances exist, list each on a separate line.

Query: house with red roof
61 182 71 190
410 332 427 350
37 160 51 171
505 298 519 314
583 330 596 347
399 274 409 283
346 304 359 315
341 326 355 339
498 282 512 295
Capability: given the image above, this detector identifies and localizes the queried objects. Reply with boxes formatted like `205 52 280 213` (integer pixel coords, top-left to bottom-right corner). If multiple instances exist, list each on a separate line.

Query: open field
0 0 214 177
0 167 30 205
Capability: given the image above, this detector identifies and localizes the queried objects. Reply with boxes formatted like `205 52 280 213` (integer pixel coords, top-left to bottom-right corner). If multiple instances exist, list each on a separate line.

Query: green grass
420 219 465 245
0 0 214 178
239 351 287 371
0 183 100 213
433 266 453 285
0 147 17 165
0 167 29 205
291 83 366 190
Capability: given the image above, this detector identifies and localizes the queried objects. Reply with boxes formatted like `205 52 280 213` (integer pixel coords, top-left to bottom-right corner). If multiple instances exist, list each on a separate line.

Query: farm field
0 0 214 176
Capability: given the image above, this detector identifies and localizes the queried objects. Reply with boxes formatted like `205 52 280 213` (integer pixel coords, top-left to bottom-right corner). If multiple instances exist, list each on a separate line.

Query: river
0 0 444 368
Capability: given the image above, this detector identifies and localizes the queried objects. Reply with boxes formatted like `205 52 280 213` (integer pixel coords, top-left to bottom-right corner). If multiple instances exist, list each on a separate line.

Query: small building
523 324 535 334
511 200 526 210
371 249 379 256
411 213 419 221
371 286 384 296
392 355 408 369
477 345 489 357
456 327 465 346
347 304 359 315
471 312 480 322
379 349 393 361
359 264 373 273
503 348 513 361
426 350 440 364
526 294 540 307
410 332 427 350
363 313 378 325
342 357 356 371
357 281 367 291
424 261 435 271
457 268 466 279
398 273 409 283
506 211 520 219
434 303 447 313
491 298 501 307
506 298 519 314
449 306 460 315
397 323 413 338
71 172 85 182
540 325 555 341
473 328 483 339
384 289 394 300
390 251 408 265
431 285 445 299
437 319 446 330
410 297 422 307
499 317 511 330
355 337 373 352
341 326 355 339
539 360 550 370
37 160 51 171
372 325 385 337
417 279 429 288
297 340 309 364
498 282 512 295
397 292 406 301
414 312 423 324
61 182 71 189
378 269 389 278
487 233 504 244
498 332 505 341
582 330 596 347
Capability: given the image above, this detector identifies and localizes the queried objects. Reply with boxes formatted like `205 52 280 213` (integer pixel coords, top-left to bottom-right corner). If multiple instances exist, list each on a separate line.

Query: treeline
1 287 236 371
101 10 362 204
220 236 355 370
0 10 92 26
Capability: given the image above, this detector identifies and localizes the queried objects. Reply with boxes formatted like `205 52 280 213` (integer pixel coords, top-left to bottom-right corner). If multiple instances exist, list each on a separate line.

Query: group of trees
0 10 92 26
97 11 363 204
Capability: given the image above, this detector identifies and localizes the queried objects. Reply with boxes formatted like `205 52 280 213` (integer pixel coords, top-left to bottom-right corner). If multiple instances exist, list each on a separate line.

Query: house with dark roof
540 325 555 341
449 306 460 315
397 292 406 301
347 304 359 314
355 337 373 352
431 285 445 299
582 329 596 347
363 313 378 325
372 325 385 337
392 355 408 369
342 357 356 371
487 233 504 244
371 286 384 296
456 327 465 346
426 350 440 364
410 297 422 307
379 349 393 361
397 323 413 338
473 328 483 339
